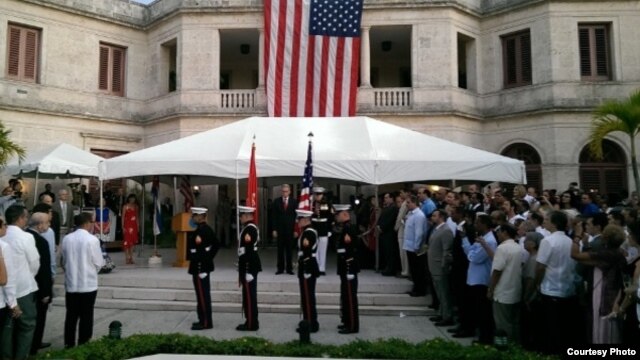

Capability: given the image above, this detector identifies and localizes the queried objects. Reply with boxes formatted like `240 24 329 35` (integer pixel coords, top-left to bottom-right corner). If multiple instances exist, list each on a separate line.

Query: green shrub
38 334 555 360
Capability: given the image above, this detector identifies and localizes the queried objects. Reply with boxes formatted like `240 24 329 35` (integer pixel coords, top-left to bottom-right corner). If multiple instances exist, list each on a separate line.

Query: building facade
1 0 639 197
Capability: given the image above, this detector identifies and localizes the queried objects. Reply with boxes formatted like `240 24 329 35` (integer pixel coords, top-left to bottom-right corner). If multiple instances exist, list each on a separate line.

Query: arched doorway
579 139 627 197
501 143 543 192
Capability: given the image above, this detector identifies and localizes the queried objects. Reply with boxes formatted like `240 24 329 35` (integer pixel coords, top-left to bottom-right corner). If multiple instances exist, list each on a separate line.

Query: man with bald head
39 194 60 245
26 212 53 353
52 189 77 240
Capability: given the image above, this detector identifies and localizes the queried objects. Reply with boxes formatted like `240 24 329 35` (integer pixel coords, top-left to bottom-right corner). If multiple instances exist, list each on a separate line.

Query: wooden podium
172 212 196 267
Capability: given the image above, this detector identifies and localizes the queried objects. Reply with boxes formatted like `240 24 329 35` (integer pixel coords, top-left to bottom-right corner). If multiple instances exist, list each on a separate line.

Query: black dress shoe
286 271 294 275
452 331 475 338
38 342 51 349
337 324 345 330
319 271 326 276
275 271 284 275
191 323 213 330
236 323 259 331
429 316 442 322
338 328 358 334
434 320 455 327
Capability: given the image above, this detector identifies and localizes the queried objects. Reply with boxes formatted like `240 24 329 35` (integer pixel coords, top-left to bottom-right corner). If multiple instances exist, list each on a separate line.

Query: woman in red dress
122 194 139 264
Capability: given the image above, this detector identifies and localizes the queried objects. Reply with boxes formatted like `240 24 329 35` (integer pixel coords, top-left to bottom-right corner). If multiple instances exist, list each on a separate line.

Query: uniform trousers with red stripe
240 275 259 329
192 273 212 328
340 275 359 332
299 276 318 330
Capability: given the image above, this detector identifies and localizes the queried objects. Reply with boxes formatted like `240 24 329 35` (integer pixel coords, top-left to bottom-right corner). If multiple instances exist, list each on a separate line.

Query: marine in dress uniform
311 187 334 275
296 209 320 333
334 204 359 334
187 207 219 330
236 206 262 331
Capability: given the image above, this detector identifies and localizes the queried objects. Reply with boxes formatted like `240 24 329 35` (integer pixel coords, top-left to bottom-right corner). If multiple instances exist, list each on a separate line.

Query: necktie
284 198 288 210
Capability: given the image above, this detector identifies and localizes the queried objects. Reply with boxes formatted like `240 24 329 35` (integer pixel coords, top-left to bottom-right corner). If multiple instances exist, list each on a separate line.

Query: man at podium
187 207 219 330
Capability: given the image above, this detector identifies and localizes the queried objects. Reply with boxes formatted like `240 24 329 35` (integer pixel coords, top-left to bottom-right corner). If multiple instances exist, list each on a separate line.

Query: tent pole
374 185 379 271
173 176 178 216
33 167 40 206
139 176 145 258
236 161 241 247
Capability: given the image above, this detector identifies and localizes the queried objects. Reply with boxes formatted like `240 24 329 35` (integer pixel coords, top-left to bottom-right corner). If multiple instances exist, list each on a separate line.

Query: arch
579 139 627 199
501 142 543 191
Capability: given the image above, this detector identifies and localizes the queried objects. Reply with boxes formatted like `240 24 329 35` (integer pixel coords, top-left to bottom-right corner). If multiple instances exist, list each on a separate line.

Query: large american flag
264 0 363 117
298 138 313 210
179 175 194 212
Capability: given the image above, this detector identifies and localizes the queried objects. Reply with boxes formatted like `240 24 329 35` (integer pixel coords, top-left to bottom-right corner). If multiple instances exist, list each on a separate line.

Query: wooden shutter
99 45 109 90
111 47 124 95
520 32 531 83
505 38 517 85
7 26 21 77
6 24 39 82
579 28 591 76
594 27 608 77
23 28 38 81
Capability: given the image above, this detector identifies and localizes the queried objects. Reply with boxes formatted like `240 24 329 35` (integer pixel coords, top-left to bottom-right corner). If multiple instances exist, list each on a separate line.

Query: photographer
0 179 25 216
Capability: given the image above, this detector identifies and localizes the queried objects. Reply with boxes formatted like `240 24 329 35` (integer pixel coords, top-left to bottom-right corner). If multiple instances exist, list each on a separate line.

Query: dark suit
428 224 454 321
26 229 52 354
52 200 76 232
187 222 219 328
272 196 298 273
377 204 399 274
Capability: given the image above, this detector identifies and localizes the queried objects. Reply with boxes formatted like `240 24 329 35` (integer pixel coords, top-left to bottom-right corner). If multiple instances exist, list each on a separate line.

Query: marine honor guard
236 206 262 331
335 204 360 334
187 207 219 330
296 209 320 333
311 186 334 275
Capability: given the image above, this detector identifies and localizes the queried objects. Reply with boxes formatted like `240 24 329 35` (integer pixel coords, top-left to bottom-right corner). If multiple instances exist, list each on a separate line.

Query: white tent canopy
3 143 105 178
99 117 526 185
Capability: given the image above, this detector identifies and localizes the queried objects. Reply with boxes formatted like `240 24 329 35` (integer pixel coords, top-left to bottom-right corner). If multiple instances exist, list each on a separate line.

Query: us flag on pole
152 176 162 236
298 138 313 211
264 0 363 117
246 140 259 223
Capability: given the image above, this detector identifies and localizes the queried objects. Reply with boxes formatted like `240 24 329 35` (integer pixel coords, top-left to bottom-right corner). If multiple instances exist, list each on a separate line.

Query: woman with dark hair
559 191 580 219
122 194 140 264
616 220 640 345
571 225 627 344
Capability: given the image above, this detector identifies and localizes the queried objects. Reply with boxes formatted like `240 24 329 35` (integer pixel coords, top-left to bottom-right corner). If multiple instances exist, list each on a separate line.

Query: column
360 26 371 88
212 28 220 90
258 27 265 88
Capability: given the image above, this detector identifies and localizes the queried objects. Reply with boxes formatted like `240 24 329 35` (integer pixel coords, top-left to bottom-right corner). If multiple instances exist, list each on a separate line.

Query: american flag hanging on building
179 175 194 212
264 0 363 117
298 136 313 210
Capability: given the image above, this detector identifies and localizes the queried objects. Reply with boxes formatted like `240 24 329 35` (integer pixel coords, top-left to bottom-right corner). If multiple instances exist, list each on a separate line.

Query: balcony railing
220 90 256 109
373 88 412 108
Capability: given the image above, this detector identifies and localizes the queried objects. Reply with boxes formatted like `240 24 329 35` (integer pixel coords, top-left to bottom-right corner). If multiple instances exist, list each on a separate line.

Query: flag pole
140 176 145 258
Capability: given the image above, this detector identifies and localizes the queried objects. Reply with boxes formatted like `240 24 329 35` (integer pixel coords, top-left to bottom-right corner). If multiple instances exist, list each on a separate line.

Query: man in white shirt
535 210 577 354
1 205 40 360
61 212 104 348
0 223 18 346
488 224 523 343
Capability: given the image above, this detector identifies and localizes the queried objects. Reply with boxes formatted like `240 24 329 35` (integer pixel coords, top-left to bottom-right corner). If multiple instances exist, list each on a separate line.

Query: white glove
245 274 254 282
304 273 311 279
198 272 207 279
346 274 355 280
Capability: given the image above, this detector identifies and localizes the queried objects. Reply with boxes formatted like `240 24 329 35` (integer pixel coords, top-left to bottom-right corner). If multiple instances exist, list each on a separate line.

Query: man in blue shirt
402 194 427 297
580 193 600 216
418 188 436 219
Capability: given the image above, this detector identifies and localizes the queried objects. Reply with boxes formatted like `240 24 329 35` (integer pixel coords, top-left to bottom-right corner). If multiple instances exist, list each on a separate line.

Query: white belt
312 218 327 222
337 248 346 253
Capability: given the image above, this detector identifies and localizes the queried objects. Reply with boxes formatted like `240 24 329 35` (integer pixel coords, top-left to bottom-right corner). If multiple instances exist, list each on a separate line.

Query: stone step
51 297 429 316
77 276 412 294
53 285 428 307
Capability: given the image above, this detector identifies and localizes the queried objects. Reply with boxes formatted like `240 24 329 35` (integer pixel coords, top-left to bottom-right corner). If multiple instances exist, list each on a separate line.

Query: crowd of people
347 182 640 352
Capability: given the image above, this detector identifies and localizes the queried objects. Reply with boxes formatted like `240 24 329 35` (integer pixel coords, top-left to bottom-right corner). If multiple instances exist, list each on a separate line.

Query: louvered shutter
578 28 591 76
7 26 21 77
505 38 517 85
23 28 38 81
520 33 531 83
594 27 608 77
111 47 124 95
580 169 601 193
98 45 109 90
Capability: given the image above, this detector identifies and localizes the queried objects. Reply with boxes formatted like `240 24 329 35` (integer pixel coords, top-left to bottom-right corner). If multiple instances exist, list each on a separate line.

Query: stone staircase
52 248 430 316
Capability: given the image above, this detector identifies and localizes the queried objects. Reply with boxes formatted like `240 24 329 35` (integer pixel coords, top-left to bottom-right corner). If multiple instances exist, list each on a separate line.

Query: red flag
246 141 258 223
264 0 363 117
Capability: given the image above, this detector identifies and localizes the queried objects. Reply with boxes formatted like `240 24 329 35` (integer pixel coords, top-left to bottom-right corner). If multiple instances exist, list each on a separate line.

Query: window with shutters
501 143 543 193
579 139 627 196
501 30 532 88
578 24 611 81
5 23 40 83
98 43 126 96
